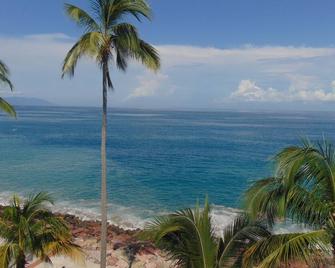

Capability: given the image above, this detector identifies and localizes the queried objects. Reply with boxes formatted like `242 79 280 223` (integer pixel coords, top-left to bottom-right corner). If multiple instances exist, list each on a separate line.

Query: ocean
0 106 334 232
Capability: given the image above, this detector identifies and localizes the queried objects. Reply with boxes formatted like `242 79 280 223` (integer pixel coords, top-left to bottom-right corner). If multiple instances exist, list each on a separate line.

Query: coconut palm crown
0 192 82 268
0 60 15 117
62 1 160 267
62 0 160 80
141 200 272 268
244 138 335 266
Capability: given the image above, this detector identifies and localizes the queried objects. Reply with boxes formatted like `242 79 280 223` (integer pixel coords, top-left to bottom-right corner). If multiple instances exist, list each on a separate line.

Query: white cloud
127 73 168 98
231 80 335 102
157 45 335 68
331 80 335 90
24 33 72 42
1 33 335 108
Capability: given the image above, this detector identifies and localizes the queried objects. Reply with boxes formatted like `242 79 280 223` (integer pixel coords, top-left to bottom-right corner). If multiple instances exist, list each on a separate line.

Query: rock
0 206 172 268
107 255 119 266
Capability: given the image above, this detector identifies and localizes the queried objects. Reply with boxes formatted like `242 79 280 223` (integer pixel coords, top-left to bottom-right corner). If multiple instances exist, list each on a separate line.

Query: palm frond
0 97 16 117
107 0 152 24
0 60 13 90
0 243 17 268
244 177 287 226
218 214 271 267
0 74 13 91
141 200 217 268
134 40 160 70
243 229 331 268
62 31 104 77
65 4 100 32
276 142 335 201
287 185 332 226
0 193 82 267
23 192 54 221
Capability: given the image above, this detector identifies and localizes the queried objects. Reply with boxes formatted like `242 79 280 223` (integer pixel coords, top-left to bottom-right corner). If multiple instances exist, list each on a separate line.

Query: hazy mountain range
5 97 55 107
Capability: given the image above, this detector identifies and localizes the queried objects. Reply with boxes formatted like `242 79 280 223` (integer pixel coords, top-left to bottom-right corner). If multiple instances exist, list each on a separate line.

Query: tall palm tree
0 192 82 268
0 60 16 117
62 1 160 267
141 200 271 268
244 139 335 266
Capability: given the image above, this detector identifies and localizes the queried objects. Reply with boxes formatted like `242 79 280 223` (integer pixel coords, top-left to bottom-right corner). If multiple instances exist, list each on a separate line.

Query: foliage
0 60 15 117
62 0 160 81
0 192 83 268
244 138 335 266
141 200 271 268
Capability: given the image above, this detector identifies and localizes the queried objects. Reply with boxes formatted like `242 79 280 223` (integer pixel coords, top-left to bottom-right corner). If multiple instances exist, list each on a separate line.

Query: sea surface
0 106 334 231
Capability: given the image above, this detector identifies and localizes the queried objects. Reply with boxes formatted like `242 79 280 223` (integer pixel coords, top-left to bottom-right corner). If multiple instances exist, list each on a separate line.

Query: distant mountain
5 97 55 107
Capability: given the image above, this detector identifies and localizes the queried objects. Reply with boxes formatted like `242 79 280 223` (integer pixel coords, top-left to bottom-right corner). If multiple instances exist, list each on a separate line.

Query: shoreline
51 213 173 268
0 205 172 268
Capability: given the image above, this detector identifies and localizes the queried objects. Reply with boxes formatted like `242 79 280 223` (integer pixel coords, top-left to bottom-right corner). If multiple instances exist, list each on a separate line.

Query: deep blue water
0 106 334 227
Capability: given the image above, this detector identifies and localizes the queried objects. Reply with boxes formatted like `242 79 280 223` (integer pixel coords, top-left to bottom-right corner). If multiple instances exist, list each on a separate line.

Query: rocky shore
60 213 173 268
0 204 172 268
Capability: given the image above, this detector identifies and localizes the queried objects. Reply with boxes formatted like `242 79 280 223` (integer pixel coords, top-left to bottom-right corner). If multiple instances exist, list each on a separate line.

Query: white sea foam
53 200 155 230
52 201 243 235
211 205 241 236
0 192 309 235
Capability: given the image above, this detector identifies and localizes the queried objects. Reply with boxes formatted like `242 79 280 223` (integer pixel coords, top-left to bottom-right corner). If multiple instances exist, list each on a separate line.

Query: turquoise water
0 106 334 228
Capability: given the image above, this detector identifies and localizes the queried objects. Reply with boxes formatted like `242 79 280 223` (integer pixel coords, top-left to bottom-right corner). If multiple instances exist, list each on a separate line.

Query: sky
1 0 335 110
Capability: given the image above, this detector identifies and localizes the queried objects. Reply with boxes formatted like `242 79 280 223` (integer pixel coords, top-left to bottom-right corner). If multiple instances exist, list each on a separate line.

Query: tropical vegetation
0 192 82 268
142 200 274 268
143 139 335 267
244 139 335 267
0 60 15 117
62 1 160 266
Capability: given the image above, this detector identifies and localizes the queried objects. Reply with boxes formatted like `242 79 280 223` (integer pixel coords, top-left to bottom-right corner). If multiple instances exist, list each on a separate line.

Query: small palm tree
62 1 160 267
0 192 82 268
0 60 15 117
244 139 335 267
141 200 271 268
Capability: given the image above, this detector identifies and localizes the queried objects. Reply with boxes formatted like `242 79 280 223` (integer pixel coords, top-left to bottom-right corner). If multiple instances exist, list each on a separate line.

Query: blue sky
1 0 335 110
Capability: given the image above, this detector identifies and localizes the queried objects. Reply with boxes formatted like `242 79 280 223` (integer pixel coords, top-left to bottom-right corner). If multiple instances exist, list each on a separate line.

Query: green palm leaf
141 200 217 268
65 4 100 32
0 60 16 117
218 215 271 267
0 97 16 117
244 138 335 266
243 230 331 268
0 193 83 268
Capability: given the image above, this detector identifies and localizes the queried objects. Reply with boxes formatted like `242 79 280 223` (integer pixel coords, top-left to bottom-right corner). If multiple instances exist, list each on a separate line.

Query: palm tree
0 192 82 268
244 139 335 267
0 60 16 117
141 200 271 268
61 1 160 267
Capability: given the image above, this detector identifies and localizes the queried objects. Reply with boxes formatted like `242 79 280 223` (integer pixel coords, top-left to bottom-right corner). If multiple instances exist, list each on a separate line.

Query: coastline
39 212 172 268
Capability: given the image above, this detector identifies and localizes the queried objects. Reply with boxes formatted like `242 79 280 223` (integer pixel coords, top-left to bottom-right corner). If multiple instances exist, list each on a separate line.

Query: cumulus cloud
231 80 335 102
231 80 283 101
127 73 169 98
1 33 335 108
331 80 335 90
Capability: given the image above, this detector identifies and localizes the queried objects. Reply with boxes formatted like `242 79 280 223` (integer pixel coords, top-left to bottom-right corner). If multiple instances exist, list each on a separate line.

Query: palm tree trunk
100 61 108 268
16 253 26 268
332 235 335 264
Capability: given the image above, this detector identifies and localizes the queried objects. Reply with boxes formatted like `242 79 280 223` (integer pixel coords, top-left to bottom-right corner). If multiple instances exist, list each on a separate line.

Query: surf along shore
0 205 321 267
0 204 172 268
